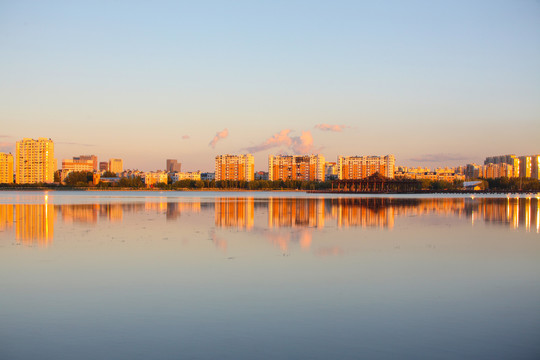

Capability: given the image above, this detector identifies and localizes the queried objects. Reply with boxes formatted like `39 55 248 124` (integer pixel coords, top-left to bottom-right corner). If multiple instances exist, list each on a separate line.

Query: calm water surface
1 191 539 359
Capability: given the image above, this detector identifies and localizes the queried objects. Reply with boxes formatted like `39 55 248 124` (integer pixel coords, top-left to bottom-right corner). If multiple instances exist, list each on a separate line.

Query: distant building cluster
0 138 538 186
395 167 465 182
216 154 395 182
464 154 540 180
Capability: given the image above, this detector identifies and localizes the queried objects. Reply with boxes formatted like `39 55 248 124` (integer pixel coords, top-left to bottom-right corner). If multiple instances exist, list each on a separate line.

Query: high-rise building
531 155 540 180
108 158 123 174
166 159 181 172
338 155 395 180
0 153 14 184
480 163 514 179
73 155 98 171
268 154 325 181
519 156 532 178
15 138 56 184
465 163 481 179
215 154 254 181
99 162 109 172
484 155 519 177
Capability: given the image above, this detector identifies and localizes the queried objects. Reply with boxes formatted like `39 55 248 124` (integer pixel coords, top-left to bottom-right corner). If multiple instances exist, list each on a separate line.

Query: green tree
64 171 93 186
102 171 117 178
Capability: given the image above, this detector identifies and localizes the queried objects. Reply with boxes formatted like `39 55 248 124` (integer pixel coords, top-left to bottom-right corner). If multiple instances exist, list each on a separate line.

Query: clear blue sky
1 0 539 171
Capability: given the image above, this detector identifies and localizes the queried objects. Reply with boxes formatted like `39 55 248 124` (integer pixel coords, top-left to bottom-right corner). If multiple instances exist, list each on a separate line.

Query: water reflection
215 198 254 229
14 204 55 246
0 197 538 245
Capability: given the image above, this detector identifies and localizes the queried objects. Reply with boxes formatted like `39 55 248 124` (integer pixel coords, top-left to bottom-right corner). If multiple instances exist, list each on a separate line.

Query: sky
1 0 539 172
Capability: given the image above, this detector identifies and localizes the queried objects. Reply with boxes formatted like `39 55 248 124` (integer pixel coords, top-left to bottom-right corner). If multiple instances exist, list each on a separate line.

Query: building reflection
101 204 123 222
165 201 201 221
60 204 100 223
474 197 540 232
14 204 55 246
214 198 254 229
210 197 540 232
268 198 325 228
2 197 538 247
330 198 399 229
0 204 14 231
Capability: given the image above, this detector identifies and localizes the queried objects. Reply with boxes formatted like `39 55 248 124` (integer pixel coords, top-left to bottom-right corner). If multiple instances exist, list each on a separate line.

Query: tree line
2 172 539 191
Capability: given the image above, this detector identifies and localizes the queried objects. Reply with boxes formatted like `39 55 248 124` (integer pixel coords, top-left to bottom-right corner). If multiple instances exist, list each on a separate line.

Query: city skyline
1 137 539 181
1 137 540 174
1 1 539 171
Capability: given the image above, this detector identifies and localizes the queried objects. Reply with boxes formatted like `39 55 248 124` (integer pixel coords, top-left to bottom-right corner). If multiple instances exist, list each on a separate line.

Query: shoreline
0 187 538 195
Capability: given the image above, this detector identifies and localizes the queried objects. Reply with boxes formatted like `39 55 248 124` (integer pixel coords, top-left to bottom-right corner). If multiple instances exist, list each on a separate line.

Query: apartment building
338 155 395 180
215 154 254 181
0 153 14 183
268 154 325 181
108 158 123 174
15 138 56 184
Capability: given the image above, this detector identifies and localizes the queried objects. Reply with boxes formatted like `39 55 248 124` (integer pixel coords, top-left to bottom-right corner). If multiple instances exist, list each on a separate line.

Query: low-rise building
119 170 144 179
201 172 215 181
143 171 168 187
171 171 202 182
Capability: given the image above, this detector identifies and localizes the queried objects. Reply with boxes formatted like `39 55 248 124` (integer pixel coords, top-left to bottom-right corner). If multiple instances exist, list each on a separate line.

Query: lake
1 191 539 359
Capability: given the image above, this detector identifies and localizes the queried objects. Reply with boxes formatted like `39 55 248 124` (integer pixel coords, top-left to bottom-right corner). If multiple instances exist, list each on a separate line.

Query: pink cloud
209 128 228 148
315 124 348 132
182 135 190 140
245 129 292 153
245 129 315 154
291 131 314 153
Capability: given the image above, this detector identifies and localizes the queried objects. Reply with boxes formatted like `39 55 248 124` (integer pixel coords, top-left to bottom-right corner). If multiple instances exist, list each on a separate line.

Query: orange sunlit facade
0 152 14 183
338 154 395 180
268 154 325 181
15 138 56 184
61 159 94 181
215 154 254 181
